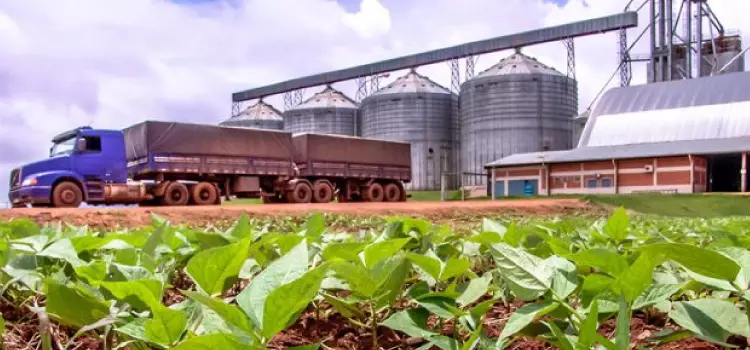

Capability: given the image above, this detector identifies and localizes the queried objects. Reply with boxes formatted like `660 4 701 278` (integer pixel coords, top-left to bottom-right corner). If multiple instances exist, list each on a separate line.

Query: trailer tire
161 182 189 206
288 182 313 204
52 181 83 208
383 183 402 202
312 180 334 203
191 182 218 206
362 183 384 202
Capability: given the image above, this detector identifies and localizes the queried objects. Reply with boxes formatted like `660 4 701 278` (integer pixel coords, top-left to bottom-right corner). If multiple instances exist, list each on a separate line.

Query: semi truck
8 121 411 208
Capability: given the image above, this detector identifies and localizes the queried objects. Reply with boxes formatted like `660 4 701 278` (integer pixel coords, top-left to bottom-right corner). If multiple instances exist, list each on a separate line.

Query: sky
0 0 748 203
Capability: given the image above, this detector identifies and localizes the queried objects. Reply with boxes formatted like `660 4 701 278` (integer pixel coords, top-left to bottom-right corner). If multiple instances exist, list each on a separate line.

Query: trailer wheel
191 182 218 206
288 182 313 204
312 181 334 203
383 183 402 202
52 181 83 208
161 182 189 206
362 183 384 202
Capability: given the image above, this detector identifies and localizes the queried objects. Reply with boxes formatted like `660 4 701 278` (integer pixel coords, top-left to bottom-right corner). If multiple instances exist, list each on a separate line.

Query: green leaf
581 274 615 308
571 249 629 277
322 293 366 319
101 279 163 311
381 308 437 339
406 252 442 281
184 291 254 334
632 283 683 310
237 239 308 330
44 280 110 328
467 231 503 245
227 213 253 241
8 219 40 238
482 218 507 236
613 253 655 304
185 237 252 296
603 207 629 242
372 256 410 309
641 243 740 282
614 295 631 350
262 264 329 339
0 313 5 335
544 255 579 300
38 238 84 267
303 213 325 241
579 299 600 349
670 299 750 344
142 222 167 259
490 243 552 301
440 257 471 281
145 306 188 347
75 261 107 284
331 262 379 297
545 321 575 350
499 300 559 340
363 238 410 268
171 334 260 350
322 242 367 263
457 274 491 307
417 295 463 320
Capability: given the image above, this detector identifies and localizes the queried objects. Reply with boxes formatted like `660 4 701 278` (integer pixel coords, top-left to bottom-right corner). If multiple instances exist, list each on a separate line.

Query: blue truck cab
8 126 129 208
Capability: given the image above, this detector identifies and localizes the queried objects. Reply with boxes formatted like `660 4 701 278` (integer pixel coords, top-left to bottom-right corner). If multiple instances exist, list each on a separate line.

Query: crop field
1 198 750 350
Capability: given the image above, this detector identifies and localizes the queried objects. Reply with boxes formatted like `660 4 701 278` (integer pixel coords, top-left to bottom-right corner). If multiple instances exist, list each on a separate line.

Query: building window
601 178 612 188
586 179 598 188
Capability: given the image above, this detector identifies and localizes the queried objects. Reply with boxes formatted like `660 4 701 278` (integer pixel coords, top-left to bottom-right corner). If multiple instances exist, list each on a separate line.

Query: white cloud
0 0 748 204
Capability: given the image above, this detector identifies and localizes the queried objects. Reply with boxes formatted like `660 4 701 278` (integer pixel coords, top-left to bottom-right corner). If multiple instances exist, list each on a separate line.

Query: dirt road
0 198 594 229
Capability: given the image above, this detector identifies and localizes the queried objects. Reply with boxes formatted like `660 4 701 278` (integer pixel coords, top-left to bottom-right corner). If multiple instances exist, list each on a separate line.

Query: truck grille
9 168 20 189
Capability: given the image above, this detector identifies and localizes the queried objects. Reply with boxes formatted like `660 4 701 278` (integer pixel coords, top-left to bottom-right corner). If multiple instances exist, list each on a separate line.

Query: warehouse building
484 71 750 197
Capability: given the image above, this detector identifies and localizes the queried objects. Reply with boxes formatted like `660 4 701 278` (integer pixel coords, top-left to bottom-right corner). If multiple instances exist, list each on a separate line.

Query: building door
508 179 538 196
493 181 505 198
707 154 742 192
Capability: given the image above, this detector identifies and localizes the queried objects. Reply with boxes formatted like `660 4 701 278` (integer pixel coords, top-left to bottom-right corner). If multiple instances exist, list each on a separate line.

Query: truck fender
29 171 87 200
284 178 311 192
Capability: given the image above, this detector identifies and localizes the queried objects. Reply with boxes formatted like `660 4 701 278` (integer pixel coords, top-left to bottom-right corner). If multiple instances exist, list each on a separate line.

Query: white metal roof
222 100 283 122
486 136 750 168
578 70 750 148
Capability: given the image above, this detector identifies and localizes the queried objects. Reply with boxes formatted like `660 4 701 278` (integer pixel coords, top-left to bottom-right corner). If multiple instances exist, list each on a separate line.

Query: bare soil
0 198 594 229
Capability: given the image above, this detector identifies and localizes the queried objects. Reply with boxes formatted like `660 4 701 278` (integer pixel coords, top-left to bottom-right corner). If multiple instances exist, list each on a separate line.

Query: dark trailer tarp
123 121 296 162
292 133 411 167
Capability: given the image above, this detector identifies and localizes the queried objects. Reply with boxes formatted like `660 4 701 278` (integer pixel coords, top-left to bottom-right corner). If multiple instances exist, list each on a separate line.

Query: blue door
508 179 538 196
493 181 505 198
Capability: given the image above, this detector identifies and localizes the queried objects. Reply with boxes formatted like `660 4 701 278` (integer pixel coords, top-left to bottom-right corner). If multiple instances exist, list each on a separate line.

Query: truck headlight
21 177 38 187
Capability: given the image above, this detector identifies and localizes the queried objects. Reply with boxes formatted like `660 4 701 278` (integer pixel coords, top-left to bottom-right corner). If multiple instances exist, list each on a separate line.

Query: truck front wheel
161 182 189 206
191 182 218 206
52 181 83 208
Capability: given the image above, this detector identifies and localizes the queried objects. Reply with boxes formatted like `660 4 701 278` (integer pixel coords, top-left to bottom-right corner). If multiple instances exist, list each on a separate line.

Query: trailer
8 121 411 208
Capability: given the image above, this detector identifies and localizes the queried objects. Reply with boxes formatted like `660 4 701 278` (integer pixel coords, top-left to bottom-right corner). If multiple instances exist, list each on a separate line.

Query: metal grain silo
219 100 284 130
460 49 578 186
283 85 358 135
360 69 457 190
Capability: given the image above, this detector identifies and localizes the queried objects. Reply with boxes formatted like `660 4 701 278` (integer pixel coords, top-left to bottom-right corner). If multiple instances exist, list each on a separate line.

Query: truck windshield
50 137 76 157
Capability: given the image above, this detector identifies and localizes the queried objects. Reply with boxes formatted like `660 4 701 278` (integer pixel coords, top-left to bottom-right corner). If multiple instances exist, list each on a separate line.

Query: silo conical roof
473 49 564 78
288 85 358 110
223 100 283 123
370 69 453 95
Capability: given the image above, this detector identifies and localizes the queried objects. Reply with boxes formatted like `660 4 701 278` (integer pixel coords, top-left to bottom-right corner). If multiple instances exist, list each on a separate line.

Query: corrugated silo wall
360 92 456 191
460 74 578 186
220 119 284 130
283 108 357 136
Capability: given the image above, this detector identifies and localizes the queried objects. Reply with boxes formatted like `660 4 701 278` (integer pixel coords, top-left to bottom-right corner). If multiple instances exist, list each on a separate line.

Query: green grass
584 193 750 218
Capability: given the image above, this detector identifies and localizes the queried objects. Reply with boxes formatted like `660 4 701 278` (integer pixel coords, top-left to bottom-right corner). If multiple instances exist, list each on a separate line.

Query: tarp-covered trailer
123 121 299 204
289 133 411 203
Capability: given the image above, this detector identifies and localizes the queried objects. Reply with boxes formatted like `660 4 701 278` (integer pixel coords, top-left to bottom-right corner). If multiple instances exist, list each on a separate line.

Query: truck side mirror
76 138 87 153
